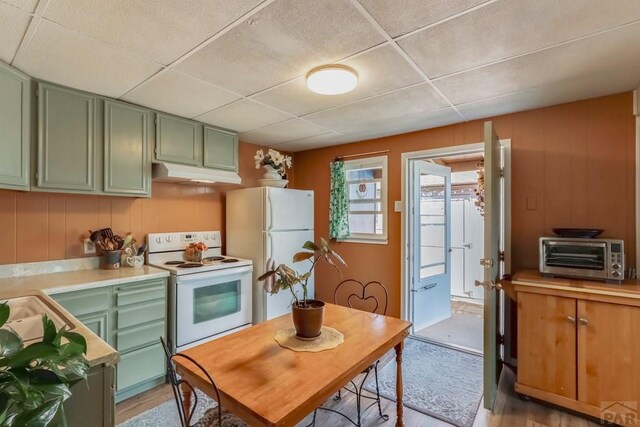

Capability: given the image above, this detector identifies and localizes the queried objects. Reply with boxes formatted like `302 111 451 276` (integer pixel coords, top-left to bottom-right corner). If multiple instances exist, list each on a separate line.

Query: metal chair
309 279 390 426
160 338 247 427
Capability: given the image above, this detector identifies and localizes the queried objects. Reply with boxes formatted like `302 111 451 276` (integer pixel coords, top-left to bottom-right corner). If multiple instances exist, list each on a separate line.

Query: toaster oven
539 237 624 283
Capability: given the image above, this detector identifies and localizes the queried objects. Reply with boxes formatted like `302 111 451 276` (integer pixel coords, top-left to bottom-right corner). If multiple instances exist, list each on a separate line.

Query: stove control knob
612 263 621 270
165 236 173 243
155 237 163 244
612 270 621 278
204 234 210 240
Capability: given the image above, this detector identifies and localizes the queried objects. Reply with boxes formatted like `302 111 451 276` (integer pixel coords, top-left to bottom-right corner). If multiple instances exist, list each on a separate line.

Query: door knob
578 317 589 326
463 243 473 249
474 280 503 290
567 316 576 323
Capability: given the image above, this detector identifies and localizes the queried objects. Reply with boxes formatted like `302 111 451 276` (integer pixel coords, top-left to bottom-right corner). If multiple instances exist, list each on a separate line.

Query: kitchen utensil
89 229 102 242
136 244 146 256
552 228 604 238
101 228 114 239
113 235 124 249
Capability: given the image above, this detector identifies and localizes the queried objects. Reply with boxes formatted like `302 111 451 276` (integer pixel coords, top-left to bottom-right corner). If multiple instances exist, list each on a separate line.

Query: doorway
409 153 486 354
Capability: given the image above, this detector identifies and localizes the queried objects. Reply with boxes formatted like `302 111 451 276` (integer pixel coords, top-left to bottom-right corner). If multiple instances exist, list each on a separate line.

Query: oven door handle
176 265 253 283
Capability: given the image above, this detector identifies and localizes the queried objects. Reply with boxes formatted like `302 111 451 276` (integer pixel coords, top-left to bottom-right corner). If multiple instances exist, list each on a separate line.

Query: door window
420 173 447 278
193 281 241 324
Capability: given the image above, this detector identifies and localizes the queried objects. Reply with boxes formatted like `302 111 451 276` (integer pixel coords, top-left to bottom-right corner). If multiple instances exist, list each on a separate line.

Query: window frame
339 155 388 244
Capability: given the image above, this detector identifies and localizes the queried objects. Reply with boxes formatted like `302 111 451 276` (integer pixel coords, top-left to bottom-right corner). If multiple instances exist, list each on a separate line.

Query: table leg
395 340 404 427
180 382 193 421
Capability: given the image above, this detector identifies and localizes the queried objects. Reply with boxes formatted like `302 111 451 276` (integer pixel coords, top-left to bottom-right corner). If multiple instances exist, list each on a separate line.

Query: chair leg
374 362 389 421
334 388 342 401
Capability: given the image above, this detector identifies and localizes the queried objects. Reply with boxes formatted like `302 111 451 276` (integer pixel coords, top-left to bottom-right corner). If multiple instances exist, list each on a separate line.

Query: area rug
118 390 215 427
364 337 483 427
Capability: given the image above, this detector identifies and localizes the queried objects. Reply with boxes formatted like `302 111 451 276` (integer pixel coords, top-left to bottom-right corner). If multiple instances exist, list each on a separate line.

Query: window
341 155 388 243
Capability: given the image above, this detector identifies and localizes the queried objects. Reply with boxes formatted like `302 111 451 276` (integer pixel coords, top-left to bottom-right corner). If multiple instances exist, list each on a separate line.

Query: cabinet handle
578 317 589 325
566 316 576 323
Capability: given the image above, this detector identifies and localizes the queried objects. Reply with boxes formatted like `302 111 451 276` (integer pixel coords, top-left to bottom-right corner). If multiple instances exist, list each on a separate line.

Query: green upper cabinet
104 100 151 197
37 83 96 192
203 126 238 172
0 62 30 190
155 113 202 166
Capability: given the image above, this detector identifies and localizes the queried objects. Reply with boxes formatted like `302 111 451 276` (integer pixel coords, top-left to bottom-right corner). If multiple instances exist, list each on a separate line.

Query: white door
410 160 452 332
266 188 314 231
479 121 503 409
264 229 315 320
464 198 485 300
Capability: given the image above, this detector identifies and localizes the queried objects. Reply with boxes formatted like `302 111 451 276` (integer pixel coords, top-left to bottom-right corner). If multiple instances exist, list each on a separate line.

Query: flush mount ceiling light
306 65 358 95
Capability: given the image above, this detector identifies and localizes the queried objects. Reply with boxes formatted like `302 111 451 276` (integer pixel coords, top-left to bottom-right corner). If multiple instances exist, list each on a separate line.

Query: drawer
116 280 166 307
117 300 165 329
51 287 111 316
117 343 165 391
116 320 165 352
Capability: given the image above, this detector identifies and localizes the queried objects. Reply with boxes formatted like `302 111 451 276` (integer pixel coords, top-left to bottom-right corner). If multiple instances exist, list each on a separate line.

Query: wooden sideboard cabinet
513 270 640 426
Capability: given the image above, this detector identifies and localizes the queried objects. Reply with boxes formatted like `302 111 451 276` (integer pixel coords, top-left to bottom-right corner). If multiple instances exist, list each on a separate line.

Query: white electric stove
147 231 253 351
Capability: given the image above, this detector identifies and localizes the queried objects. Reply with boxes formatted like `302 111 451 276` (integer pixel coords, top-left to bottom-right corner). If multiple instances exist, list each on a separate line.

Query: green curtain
329 161 350 239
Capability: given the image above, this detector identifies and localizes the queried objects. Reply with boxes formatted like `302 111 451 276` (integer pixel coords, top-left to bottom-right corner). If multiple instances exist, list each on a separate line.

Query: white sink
2 295 76 344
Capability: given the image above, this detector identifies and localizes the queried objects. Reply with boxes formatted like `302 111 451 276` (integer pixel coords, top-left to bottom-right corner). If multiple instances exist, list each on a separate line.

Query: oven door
541 240 607 279
176 266 252 348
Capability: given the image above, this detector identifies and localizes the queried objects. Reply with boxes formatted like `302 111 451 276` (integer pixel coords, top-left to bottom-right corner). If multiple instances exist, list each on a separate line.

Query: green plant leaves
12 397 61 427
302 241 320 252
0 305 9 329
41 317 56 346
0 331 22 359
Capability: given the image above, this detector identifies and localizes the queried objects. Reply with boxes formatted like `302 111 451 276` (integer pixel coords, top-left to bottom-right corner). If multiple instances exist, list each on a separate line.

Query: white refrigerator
226 187 314 323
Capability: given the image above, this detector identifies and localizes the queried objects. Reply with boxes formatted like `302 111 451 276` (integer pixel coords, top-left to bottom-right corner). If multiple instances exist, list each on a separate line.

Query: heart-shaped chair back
334 279 388 315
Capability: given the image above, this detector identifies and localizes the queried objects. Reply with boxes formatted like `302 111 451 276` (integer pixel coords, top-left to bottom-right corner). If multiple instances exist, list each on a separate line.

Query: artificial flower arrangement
254 148 292 175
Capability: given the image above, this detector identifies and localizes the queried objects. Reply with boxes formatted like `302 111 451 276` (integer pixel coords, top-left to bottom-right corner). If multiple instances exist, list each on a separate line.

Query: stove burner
203 256 225 262
176 262 204 268
221 258 239 263
165 261 184 265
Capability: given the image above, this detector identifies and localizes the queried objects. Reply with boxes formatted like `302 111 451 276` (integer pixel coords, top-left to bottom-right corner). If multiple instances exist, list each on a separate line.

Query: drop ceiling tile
2 0 38 12
14 19 162 97
252 45 423 116
304 83 450 132
271 132 345 152
339 108 461 141
435 22 640 105
457 66 640 120
175 0 385 96
359 0 490 37
399 0 640 78
195 99 293 133
42 0 263 65
240 119 329 145
121 70 239 118
0 2 31 63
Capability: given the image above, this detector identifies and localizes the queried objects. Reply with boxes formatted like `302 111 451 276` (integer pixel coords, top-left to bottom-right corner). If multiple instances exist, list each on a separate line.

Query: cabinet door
104 100 150 196
76 311 109 343
204 126 238 171
517 292 577 399
155 113 202 166
578 300 640 412
37 83 96 191
0 62 30 190
56 365 115 427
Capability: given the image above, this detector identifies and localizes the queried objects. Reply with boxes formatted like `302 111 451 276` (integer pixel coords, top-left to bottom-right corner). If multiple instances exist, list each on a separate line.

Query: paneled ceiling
2 0 640 151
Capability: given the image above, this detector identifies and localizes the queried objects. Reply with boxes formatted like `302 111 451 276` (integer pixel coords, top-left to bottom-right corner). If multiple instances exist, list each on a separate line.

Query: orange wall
293 92 636 318
0 141 284 265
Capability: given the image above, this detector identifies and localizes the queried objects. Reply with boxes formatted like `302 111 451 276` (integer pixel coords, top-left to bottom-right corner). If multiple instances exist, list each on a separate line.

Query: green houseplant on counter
0 303 89 426
258 238 346 339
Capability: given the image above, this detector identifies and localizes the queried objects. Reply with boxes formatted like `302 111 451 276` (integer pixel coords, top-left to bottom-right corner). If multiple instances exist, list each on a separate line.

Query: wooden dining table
174 303 412 427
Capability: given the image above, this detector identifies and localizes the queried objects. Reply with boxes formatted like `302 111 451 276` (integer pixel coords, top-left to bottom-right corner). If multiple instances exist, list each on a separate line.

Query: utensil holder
125 255 144 269
101 250 122 270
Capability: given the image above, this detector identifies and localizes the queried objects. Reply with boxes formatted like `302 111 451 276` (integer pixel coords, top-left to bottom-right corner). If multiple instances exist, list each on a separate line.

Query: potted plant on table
0 303 89 426
258 238 346 340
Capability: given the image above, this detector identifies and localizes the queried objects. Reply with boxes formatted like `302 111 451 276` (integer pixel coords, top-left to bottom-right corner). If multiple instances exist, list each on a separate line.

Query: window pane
350 202 381 212
346 167 382 181
421 264 445 279
193 281 240 324
419 173 446 278
348 182 381 200
348 213 383 235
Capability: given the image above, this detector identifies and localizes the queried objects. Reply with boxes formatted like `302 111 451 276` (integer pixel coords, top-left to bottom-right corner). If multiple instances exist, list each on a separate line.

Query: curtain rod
334 150 389 161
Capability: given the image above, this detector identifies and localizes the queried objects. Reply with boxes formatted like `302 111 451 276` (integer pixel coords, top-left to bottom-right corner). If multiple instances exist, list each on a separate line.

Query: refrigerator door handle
267 190 273 231
266 231 274 259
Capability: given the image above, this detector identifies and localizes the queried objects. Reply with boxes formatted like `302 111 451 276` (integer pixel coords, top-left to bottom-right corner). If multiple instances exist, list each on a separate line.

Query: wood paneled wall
292 92 636 318
0 141 285 265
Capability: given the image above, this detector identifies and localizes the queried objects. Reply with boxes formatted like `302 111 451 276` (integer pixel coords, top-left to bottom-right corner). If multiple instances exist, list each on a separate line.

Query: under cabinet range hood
152 163 242 186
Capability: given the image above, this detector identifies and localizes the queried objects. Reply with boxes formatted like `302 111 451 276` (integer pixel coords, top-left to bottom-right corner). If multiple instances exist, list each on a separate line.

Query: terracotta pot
291 300 325 339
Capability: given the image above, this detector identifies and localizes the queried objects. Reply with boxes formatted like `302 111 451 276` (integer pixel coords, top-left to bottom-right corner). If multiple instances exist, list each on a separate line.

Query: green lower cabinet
50 278 168 405
51 364 115 427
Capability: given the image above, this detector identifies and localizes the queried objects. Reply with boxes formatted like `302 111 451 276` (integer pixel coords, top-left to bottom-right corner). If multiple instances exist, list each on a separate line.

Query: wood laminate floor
117 367 601 426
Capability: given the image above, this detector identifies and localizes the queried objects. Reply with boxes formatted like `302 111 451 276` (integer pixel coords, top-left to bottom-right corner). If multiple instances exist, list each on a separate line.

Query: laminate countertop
512 270 640 300
0 265 169 295
0 289 119 367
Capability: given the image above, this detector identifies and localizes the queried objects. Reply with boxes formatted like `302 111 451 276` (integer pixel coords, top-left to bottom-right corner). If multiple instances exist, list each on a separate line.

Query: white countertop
0 265 170 295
